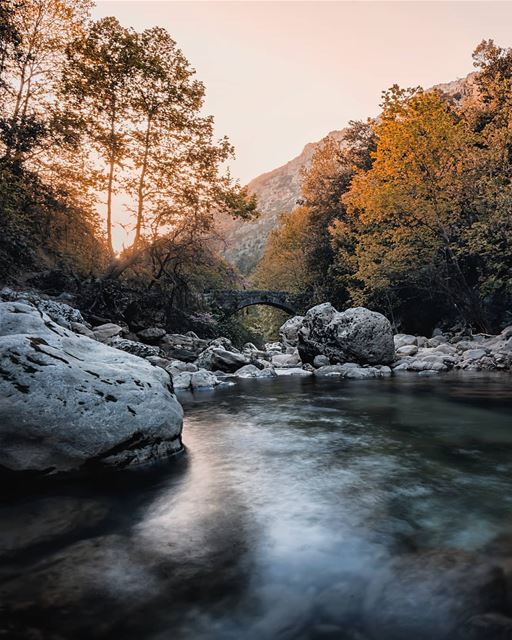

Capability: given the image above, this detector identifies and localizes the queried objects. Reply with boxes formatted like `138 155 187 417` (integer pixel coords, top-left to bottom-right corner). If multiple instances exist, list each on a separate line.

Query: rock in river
0 301 183 476
195 346 250 373
298 303 395 366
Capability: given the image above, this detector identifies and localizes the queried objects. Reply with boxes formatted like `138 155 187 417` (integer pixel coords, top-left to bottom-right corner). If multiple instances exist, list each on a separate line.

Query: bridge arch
205 290 302 316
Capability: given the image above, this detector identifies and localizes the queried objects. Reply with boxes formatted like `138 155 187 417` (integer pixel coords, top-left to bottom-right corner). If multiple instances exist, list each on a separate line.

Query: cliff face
216 137 323 274
219 74 477 274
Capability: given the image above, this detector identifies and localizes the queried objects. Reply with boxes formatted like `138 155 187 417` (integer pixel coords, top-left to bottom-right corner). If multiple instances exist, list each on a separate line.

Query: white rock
172 372 192 389
92 323 123 343
274 367 313 377
271 353 302 368
394 334 418 349
396 345 418 357
190 370 219 389
0 302 183 475
235 364 277 379
462 348 488 362
0 289 85 328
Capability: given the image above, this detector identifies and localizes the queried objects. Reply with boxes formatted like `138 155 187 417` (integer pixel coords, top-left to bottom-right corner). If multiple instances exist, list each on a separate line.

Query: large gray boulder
195 346 250 373
0 301 183 476
278 315 305 348
298 303 395 365
160 333 209 362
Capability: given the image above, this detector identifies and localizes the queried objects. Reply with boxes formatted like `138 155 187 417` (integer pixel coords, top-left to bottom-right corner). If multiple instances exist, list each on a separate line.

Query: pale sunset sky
92 1 512 184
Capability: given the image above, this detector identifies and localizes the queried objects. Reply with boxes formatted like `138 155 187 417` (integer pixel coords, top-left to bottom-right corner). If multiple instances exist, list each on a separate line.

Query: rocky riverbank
1 289 510 478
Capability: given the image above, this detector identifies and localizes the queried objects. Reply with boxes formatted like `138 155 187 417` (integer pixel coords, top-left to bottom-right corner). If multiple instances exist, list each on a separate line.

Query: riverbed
1 373 511 639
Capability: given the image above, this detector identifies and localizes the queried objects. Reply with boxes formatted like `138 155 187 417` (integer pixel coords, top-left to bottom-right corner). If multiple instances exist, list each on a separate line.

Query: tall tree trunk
106 105 117 255
133 115 152 249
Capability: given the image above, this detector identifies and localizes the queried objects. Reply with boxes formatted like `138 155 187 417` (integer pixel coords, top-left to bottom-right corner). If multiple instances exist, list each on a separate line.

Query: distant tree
254 206 313 293
299 121 376 304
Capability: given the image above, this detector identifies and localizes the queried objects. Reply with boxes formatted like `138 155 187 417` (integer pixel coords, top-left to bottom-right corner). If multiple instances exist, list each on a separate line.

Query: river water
1 373 512 639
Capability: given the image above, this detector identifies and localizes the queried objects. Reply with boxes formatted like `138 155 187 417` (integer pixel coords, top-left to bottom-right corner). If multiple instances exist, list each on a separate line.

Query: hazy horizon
93 1 512 186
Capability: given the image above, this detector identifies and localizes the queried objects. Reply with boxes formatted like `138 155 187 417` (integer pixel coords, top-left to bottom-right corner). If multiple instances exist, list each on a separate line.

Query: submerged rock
298 304 395 366
0 301 183 476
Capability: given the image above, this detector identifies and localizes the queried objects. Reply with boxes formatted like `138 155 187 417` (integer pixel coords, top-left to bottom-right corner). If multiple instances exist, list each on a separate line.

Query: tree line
255 41 512 333
0 0 256 303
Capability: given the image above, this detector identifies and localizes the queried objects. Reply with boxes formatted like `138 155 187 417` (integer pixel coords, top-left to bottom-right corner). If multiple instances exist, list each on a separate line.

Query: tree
254 206 313 293
298 121 376 305
343 86 490 330
65 19 257 272
64 17 138 253
0 0 92 164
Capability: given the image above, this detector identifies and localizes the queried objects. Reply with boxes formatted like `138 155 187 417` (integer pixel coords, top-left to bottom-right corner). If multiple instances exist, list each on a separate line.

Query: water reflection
1 373 512 639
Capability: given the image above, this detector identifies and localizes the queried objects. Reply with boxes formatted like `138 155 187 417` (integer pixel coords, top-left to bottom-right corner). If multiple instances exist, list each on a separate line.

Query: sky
92 1 512 184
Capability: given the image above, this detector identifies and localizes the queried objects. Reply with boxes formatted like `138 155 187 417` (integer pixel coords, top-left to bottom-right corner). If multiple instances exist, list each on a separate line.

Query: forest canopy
255 40 512 333
0 0 256 299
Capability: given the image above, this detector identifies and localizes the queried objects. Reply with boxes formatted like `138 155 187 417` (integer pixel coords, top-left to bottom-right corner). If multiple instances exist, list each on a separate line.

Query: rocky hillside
218 74 477 275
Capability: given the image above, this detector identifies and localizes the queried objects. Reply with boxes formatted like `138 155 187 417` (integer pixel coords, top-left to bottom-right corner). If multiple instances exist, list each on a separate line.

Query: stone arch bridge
205 290 303 316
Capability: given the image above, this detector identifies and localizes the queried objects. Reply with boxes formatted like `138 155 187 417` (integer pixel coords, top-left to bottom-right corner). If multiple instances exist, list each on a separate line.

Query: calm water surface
1 374 512 639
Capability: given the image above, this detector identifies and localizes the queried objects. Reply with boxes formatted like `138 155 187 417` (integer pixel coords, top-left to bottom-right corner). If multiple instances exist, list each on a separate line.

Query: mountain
218 74 477 274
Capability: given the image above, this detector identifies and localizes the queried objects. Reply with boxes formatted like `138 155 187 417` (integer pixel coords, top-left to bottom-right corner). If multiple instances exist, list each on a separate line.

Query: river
1 373 512 639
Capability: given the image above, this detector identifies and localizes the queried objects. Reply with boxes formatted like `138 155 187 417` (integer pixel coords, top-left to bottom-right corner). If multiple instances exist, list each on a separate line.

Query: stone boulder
92 323 124 343
109 337 161 359
160 333 209 362
195 346 250 373
171 372 192 390
298 303 395 365
234 364 277 379
271 353 302 368
190 370 219 389
313 354 330 368
278 315 305 348
0 302 183 476
137 327 166 344
1 288 85 328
